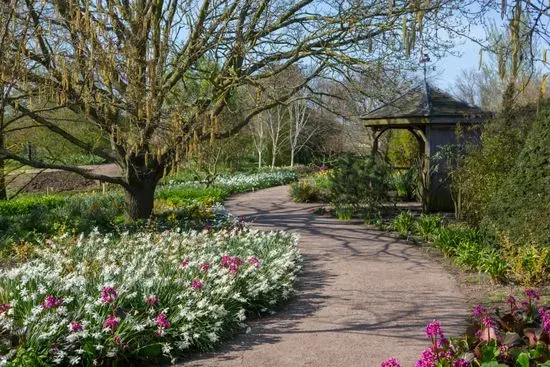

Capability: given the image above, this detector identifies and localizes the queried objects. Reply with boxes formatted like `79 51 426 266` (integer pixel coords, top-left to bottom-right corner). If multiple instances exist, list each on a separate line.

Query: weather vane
420 53 431 82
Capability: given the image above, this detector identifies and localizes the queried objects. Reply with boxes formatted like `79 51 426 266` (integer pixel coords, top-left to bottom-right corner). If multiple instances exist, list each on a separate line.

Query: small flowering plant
380 289 549 367
0 228 301 366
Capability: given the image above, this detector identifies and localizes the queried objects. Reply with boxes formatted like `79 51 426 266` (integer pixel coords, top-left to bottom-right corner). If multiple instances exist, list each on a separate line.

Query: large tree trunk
124 158 162 220
124 181 156 220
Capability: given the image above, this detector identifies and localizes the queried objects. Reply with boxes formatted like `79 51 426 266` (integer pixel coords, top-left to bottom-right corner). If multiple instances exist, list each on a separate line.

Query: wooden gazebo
361 82 492 212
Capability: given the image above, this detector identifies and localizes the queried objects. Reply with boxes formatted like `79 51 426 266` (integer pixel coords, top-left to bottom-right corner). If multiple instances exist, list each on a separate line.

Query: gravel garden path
183 185 467 367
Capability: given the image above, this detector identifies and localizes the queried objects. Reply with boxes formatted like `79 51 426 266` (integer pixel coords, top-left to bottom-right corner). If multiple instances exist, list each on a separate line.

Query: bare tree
288 99 314 167
266 105 287 169
2 0 467 218
250 116 267 169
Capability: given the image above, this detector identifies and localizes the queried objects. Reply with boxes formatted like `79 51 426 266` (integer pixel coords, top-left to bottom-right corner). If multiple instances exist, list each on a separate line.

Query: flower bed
381 289 550 367
0 228 301 366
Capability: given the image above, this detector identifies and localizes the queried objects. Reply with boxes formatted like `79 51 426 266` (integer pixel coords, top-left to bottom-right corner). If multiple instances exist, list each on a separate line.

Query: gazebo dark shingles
362 82 491 125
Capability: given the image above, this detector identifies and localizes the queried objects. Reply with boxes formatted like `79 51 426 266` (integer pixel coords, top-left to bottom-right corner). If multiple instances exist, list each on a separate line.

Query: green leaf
480 362 508 367
515 352 530 367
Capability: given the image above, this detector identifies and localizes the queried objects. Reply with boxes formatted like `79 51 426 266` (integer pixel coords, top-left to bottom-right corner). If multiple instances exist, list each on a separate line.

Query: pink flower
0 303 11 314
103 314 119 331
380 357 401 367
191 279 203 289
232 256 243 266
472 305 487 318
543 316 550 335
425 320 442 338
101 287 117 304
41 295 63 309
248 256 260 268
155 313 170 329
481 317 495 328
113 335 122 345
180 258 190 269
145 295 159 306
453 359 470 367
220 255 231 267
415 347 437 367
69 321 83 333
200 262 210 272
525 289 540 301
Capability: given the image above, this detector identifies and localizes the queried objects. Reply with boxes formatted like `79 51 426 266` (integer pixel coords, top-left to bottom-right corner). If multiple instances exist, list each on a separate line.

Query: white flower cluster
214 170 298 192
0 228 301 366
163 169 298 193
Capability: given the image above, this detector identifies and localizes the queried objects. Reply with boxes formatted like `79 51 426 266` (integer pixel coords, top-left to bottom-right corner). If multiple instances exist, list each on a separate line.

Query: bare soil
6 164 120 194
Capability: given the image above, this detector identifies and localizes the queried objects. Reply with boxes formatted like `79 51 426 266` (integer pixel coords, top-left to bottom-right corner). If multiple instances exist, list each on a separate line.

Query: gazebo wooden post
361 82 490 213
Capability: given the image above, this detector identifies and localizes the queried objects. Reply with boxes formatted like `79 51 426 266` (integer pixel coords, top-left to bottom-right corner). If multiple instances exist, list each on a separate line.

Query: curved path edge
180 185 467 367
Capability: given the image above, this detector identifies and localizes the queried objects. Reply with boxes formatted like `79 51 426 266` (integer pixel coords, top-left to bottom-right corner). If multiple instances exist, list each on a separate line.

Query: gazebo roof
361 82 491 126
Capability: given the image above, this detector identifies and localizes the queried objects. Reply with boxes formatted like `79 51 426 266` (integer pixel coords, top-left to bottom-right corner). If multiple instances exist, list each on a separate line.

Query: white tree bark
267 105 287 169
288 99 314 167
251 116 266 169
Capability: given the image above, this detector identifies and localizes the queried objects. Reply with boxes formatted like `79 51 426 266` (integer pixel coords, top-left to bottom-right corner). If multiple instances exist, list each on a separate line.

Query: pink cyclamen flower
191 279 203 289
248 256 260 268
69 321 83 333
525 289 540 301
145 295 159 306
425 320 442 338
180 258 190 269
380 357 401 367
101 287 117 304
472 305 487 318
232 256 243 266
103 314 120 331
155 313 171 329
0 303 11 314
41 295 63 309
200 262 210 272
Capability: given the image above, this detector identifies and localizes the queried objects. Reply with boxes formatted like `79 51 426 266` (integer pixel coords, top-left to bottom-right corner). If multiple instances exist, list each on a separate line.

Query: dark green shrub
482 102 550 247
330 155 390 211
458 93 537 224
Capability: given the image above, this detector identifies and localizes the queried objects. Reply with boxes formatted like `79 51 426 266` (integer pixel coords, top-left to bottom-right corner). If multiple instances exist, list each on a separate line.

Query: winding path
183 186 467 366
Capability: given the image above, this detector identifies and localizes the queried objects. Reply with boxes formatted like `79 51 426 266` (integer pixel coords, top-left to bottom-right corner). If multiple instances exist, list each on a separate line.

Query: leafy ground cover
381 289 550 367
381 212 550 286
0 169 298 255
0 227 301 366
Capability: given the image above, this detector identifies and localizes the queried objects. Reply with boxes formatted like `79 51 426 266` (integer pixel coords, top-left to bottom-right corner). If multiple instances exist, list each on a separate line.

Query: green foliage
414 214 443 241
289 170 332 203
390 211 415 238
458 101 536 224
330 155 390 211
387 129 420 168
390 214 512 282
482 102 550 247
0 170 298 254
390 168 418 201
335 206 353 220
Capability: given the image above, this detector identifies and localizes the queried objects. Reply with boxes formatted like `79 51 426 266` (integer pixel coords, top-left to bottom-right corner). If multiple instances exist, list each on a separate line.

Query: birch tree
251 117 267 169
266 105 287 169
1 0 467 219
288 100 314 167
